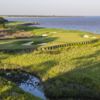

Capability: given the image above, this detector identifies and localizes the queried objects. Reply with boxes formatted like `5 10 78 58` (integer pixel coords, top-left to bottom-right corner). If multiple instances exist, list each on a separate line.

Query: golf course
0 18 100 100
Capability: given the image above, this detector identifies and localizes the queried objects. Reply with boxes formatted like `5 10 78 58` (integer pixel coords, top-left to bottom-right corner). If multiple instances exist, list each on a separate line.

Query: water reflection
0 69 46 100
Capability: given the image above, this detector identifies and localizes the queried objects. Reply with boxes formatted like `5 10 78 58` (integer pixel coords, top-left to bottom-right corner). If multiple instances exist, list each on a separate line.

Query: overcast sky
0 0 100 16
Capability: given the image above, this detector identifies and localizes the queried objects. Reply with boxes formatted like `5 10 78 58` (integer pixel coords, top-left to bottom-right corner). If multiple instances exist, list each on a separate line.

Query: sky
0 0 100 16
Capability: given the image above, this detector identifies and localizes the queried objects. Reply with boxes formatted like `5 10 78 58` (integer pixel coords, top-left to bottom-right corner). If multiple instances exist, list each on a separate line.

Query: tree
0 17 8 28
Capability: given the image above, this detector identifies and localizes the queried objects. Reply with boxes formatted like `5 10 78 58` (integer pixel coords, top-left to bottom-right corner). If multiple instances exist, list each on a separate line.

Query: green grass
6 21 27 26
0 40 100 99
0 27 98 50
32 28 96 43
0 26 100 99
0 38 34 50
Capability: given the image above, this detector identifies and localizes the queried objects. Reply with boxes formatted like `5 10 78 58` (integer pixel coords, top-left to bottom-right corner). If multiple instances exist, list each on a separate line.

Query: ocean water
7 16 100 34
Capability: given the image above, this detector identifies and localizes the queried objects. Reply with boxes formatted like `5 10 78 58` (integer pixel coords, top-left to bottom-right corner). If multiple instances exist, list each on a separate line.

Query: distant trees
0 17 8 28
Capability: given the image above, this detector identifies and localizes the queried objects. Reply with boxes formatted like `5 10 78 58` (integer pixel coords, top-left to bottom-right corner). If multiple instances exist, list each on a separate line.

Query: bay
7 16 100 34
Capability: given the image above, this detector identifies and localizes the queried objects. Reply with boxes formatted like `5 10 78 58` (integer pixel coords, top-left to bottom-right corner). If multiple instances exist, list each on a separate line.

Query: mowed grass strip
0 28 98 50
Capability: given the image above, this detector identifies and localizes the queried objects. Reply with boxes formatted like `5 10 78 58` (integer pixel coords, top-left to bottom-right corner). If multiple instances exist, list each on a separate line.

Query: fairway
0 27 98 50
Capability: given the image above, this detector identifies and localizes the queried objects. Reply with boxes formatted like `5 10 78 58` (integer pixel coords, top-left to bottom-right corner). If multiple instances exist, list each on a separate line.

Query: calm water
0 69 46 100
7 17 100 34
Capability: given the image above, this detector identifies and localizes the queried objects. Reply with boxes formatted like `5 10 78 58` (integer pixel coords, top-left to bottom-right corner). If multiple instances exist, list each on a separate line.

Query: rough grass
0 40 100 99
0 27 100 99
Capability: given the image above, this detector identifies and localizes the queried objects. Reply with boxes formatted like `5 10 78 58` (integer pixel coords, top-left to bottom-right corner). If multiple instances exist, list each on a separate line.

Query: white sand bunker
22 41 33 46
91 36 97 39
52 32 57 33
83 35 97 39
83 35 89 38
42 34 48 37
38 43 47 46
